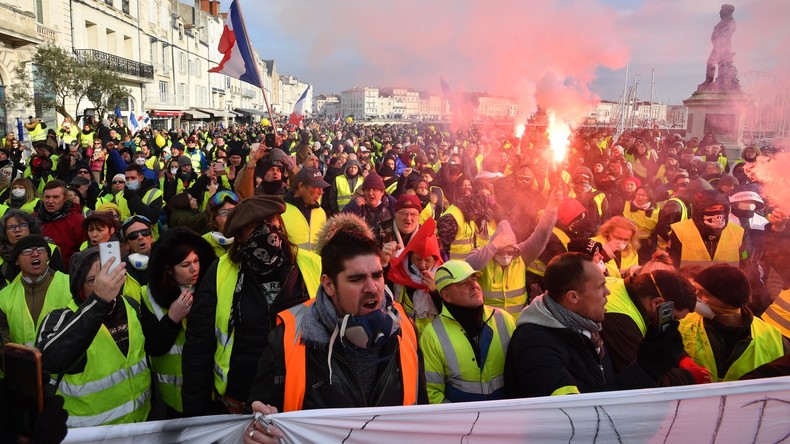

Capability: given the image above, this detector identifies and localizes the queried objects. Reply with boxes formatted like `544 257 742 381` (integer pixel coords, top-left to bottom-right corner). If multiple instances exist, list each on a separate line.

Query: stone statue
699 4 740 91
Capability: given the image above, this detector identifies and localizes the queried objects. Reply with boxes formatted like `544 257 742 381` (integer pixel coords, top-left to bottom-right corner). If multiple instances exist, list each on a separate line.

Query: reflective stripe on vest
443 205 495 260
386 181 398 195
761 290 790 339
480 258 527 317
424 306 512 402
667 198 688 222
670 219 743 268
679 312 784 382
281 300 418 411
604 277 646 336
526 227 570 276
142 286 186 412
0 271 71 346
57 297 151 427
335 175 360 210
282 203 326 252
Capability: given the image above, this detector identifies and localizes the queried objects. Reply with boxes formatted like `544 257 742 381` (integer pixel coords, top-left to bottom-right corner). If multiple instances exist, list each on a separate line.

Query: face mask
694 298 715 319
126 180 140 191
163 153 172 161
633 201 650 210
613 241 628 251
170 167 178 175
210 231 234 246
338 304 397 349
134 157 146 166
495 254 513 267
127 253 149 270
11 188 25 198
575 182 592 193
241 221 285 275
702 214 726 230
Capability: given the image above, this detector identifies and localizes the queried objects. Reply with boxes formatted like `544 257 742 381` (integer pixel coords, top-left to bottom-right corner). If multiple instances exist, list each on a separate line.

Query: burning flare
547 110 571 163
514 123 526 139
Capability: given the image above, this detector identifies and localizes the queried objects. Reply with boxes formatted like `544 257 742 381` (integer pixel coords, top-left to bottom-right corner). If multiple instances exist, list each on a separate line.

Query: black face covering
731 207 755 219
240 221 286 276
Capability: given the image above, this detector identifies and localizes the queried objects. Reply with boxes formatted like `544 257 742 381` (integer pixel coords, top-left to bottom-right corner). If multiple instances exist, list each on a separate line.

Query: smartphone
265 133 276 148
656 301 675 333
99 241 122 273
4 343 44 436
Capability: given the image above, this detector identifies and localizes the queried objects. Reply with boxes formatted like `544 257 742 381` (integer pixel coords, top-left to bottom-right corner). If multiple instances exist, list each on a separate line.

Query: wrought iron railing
74 49 154 79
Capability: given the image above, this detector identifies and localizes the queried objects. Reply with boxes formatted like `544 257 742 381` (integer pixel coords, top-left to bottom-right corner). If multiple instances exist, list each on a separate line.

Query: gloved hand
678 355 713 384
269 148 295 171
636 320 685 380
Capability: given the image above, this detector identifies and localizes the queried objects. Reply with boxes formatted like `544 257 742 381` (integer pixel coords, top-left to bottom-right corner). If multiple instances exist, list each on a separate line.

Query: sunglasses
210 190 240 208
112 180 125 184
126 229 152 241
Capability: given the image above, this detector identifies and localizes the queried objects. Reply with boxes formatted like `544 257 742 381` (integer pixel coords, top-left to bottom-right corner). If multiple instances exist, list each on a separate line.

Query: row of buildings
1 0 313 135
314 87 689 128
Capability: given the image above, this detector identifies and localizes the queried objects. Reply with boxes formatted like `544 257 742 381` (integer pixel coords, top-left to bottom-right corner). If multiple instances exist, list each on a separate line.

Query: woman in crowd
0 209 65 283
202 189 239 257
593 216 640 278
6 178 39 212
623 185 660 264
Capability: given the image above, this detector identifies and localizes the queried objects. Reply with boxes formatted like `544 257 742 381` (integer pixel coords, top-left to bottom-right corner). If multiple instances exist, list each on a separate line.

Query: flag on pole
129 110 139 132
208 0 263 88
114 107 122 118
288 86 311 125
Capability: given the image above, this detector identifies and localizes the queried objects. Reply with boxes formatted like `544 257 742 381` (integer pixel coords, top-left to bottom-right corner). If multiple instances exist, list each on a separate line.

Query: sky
216 0 789 109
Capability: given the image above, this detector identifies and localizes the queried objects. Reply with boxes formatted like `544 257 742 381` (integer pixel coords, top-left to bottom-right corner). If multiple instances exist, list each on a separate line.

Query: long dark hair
148 227 216 308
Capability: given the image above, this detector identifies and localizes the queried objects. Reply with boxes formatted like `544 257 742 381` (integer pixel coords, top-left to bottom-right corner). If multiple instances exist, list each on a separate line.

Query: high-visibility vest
0 271 71 346
568 189 606 217
184 149 204 173
670 219 743 268
386 181 398 195
762 289 790 339
60 125 79 144
604 277 647 336
115 188 162 240
479 257 527 318
526 227 570 276
442 205 495 260
212 252 321 395
282 203 327 252
334 175 361 210
20 198 39 214
421 305 514 403
56 296 151 427
201 231 230 258
279 299 419 411
679 312 783 382
80 131 96 147
667 197 688 222
27 123 47 142
623 202 659 240
592 235 638 279
141 286 186 412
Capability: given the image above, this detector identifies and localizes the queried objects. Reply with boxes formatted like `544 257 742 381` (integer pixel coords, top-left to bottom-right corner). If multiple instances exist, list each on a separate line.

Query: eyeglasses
112 180 125 184
209 190 240 208
126 229 152 241
6 223 29 232
93 142 102 145
20 246 47 256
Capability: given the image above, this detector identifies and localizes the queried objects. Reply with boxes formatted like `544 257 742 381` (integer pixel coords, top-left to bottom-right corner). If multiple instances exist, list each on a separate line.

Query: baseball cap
434 260 482 293
294 167 330 188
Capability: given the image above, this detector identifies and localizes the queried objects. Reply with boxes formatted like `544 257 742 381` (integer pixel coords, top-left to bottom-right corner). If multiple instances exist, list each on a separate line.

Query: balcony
74 49 154 80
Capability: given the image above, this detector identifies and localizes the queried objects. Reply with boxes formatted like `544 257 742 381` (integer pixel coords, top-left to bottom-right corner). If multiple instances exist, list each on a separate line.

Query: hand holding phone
656 301 675 333
99 241 122 274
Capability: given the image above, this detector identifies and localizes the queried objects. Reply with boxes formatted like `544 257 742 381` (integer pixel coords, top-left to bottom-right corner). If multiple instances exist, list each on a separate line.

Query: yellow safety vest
604 277 647 336
670 219 743 268
57 296 151 427
386 181 398 195
479 257 527 318
141 286 186 412
27 123 47 142
442 205 495 260
115 188 162 240
0 271 71 346
334 175 361 210
526 227 570 276
212 252 321 395
623 202 659 240
680 312 783 381
201 231 231 258
282 203 327 252
761 289 790 339
80 131 96 148
421 305 514 403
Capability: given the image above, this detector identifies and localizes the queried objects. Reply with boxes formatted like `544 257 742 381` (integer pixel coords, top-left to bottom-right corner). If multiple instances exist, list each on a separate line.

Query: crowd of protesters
2 111 790 442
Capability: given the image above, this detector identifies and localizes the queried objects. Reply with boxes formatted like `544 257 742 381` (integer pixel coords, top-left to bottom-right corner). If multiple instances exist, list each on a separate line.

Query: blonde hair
597 216 640 252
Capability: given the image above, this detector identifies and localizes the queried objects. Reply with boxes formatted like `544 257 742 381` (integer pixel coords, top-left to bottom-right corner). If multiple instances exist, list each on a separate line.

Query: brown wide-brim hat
223 195 286 238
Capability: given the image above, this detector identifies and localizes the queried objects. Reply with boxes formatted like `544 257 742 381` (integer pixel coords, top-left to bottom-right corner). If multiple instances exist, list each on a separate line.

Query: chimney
200 0 210 13
209 0 220 17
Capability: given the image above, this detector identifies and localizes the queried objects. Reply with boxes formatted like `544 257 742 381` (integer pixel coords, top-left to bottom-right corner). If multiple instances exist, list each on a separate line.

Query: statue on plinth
698 4 740 92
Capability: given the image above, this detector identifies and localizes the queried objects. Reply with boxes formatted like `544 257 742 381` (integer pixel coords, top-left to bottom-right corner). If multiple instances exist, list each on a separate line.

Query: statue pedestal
683 89 753 161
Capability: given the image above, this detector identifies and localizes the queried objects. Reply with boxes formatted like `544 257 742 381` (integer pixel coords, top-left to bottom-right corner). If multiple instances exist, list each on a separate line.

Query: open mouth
31 259 42 267
363 299 379 310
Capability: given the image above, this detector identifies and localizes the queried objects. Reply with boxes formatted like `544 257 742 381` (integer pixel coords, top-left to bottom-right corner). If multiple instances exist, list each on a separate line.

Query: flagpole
260 85 275 129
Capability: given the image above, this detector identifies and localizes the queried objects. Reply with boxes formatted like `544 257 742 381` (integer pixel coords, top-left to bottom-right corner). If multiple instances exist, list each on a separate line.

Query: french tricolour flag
288 86 311 125
208 0 263 88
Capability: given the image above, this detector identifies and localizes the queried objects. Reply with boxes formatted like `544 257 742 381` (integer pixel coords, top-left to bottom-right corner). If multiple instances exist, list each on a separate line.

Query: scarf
543 291 605 360
389 256 439 320
36 200 72 222
240 221 285 275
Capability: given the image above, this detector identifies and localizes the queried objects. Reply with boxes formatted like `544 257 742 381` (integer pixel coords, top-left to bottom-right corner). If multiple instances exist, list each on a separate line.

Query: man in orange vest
244 213 425 443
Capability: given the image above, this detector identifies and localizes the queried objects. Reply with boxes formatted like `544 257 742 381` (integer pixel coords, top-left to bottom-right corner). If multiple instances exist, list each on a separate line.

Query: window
162 45 170 72
149 40 156 65
104 0 113 6
85 21 97 49
35 0 44 24
178 51 186 73
122 0 130 15
159 81 168 103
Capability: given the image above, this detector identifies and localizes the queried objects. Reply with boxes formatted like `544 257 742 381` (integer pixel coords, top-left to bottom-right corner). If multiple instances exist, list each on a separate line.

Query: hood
517 294 565 329
691 190 730 223
488 220 520 254
678 177 713 202
557 198 586 227
388 218 443 289
343 159 362 176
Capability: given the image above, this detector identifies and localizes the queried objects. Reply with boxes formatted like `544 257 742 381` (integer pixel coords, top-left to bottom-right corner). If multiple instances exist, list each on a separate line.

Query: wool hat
70 176 90 186
378 164 396 178
718 174 740 188
360 173 385 191
11 234 50 263
695 263 751 308
567 238 603 258
394 194 422 213
178 156 192 167
223 194 286 238
294 167 330 188
557 198 587 226
112 173 126 183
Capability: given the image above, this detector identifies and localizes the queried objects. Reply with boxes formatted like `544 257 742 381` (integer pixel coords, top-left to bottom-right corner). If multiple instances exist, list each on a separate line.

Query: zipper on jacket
370 342 401 406
334 354 368 406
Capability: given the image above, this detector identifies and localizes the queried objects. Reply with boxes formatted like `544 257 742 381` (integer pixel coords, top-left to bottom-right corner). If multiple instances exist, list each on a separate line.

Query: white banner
64 376 790 443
